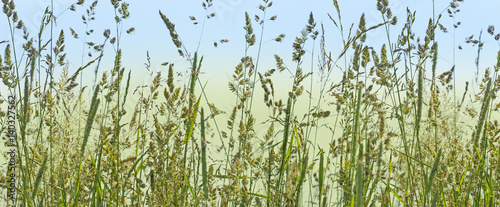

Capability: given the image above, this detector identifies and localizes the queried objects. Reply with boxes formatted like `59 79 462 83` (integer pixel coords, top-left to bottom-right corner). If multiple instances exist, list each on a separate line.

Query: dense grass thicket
0 0 500 206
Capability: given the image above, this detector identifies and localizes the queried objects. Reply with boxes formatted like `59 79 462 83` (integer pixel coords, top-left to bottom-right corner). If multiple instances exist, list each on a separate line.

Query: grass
0 0 499 206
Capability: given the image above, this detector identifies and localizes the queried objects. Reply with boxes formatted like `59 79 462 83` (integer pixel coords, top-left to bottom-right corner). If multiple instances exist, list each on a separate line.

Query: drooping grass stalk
160 5 228 162
248 0 275 115
158 8 232 205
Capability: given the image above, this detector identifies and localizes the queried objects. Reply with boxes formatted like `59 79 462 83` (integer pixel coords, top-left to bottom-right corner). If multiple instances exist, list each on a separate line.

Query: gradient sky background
1 0 500 111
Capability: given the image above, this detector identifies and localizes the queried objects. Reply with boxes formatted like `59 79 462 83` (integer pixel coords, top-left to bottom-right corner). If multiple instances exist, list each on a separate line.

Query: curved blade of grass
120 148 150 199
381 180 404 204
458 161 469 192
425 149 442 198
65 54 103 85
32 154 48 202
79 85 100 158
183 171 198 205
247 192 268 199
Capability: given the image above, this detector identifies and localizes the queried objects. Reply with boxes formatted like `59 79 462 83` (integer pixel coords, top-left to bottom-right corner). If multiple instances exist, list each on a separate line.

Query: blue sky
1 0 500 100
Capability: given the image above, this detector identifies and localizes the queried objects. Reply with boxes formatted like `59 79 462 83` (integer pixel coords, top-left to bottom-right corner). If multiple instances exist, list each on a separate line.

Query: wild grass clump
0 0 499 206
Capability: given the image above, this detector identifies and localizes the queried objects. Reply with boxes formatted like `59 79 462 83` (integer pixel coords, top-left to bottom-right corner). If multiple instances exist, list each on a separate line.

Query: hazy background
0 0 498 155
1 0 499 95
0 0 497 138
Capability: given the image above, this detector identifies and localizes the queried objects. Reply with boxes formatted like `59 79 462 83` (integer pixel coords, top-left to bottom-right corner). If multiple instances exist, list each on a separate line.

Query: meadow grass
0 0 500 206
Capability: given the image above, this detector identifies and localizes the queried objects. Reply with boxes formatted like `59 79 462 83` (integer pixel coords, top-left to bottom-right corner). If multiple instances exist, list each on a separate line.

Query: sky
1 0 500 112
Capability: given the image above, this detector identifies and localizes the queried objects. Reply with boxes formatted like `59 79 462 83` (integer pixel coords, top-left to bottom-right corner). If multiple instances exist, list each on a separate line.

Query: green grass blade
121 148 150 200
80 85 100 158
200 108 209 202
355 153 364 207
473 78 492 147
426 149 442 197
72 84 100 207
32 154 48 202
120 70 131 111
381 180 404 204
352 86 363 165
318 149 324 207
